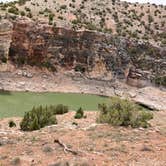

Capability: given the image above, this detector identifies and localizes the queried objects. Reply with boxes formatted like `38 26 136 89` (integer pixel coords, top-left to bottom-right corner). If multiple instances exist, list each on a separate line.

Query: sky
121 0 166 5
0 0 165 5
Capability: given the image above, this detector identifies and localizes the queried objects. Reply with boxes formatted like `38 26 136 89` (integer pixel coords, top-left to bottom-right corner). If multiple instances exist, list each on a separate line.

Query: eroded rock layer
0 18 166 87
0 19 13 64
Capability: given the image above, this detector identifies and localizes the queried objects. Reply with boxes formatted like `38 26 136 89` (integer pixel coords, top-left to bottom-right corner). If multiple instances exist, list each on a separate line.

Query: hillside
0 1 166 166
0 0 166 46
0 111 166 166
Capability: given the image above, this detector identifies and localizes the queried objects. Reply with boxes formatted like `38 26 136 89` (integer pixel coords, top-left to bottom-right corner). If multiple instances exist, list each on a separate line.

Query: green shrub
1 56 7 63
74 107 84 119
84 22 97 30
60 5 67 10
97 97 153 128
50 104 69 115
20 106 57 131
72 19 81 25
20 104 69 131
103 28 112 34
74 64 85 73
8 6 19 15
20 11 25 16
43 61 57 72
18 0 30 6
24 7 31 12
58 16 63 20
27 12 32 18
8 120 16 128
154 76 166 86
148 15 154 23
49 13 54 25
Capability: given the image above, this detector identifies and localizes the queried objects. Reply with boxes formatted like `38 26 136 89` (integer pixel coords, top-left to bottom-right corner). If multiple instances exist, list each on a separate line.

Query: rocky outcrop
0 19 13 66
6 18 165 87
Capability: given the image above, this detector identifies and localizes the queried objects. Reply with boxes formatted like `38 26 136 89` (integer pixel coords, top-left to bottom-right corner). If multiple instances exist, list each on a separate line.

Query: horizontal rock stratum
1 17 165 87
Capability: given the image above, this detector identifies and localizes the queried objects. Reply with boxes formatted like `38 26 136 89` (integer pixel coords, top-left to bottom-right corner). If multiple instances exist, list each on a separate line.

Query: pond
0 91 110 118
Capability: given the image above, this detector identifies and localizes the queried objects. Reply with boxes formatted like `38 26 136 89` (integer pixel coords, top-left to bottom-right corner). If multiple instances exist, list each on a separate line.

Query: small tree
112 0 116 5
49 13 54 25
148 15 154 24
8 6 19 15
8 120 16 128
20 106 56 131
74 107 84 119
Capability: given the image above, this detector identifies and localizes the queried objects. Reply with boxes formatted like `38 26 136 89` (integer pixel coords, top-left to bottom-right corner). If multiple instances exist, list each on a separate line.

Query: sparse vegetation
20 104 68 131
8 120 16 128
0 1 165 165
50 104 69 115
97 97 153 128
74 64 86 73
8 6 19 15
48 13 54 25
42 145 53 153
43 61 57 72
154 76 166 86
11 157 20 165
74 107 84 119
20 105 57 131
18 0 30 6
20 10 25 16
0 0 165 45
148 15 154 23
1 56 7 63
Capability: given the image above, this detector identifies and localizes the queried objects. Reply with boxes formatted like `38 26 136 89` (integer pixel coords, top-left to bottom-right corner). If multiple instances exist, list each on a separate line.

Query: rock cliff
0 17 166 87
0 19 13 64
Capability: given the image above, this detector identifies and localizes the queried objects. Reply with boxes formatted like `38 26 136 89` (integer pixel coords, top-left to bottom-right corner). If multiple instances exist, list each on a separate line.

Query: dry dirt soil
0 111 166 166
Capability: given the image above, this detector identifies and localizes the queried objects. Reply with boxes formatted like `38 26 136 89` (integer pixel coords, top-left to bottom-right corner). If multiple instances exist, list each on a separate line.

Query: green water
0 91 110 118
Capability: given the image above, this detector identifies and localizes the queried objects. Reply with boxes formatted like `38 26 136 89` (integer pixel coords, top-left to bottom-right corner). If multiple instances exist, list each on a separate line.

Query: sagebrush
74 107 84 119
20 104 68 131
97 97 153 128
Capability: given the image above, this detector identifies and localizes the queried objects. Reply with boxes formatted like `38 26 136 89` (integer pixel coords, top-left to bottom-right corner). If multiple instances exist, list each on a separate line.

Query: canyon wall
0 19 13 66
0 18 166 87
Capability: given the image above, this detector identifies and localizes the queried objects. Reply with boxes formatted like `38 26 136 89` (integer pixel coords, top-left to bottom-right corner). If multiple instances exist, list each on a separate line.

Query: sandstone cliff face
0 18 166 87
0 19 13 64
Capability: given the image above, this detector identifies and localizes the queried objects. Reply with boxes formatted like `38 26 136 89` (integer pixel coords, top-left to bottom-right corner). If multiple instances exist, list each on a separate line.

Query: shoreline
0 70 166 111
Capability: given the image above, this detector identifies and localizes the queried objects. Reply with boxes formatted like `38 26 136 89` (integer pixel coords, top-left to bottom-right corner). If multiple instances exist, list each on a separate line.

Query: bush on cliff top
97 97 153 128
8 6 19 15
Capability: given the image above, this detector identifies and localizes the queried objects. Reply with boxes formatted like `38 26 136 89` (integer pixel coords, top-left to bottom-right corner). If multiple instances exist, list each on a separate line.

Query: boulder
134 87 166 110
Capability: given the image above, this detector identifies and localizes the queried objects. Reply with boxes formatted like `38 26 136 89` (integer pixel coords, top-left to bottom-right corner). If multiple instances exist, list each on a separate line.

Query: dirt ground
0 111 166 166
